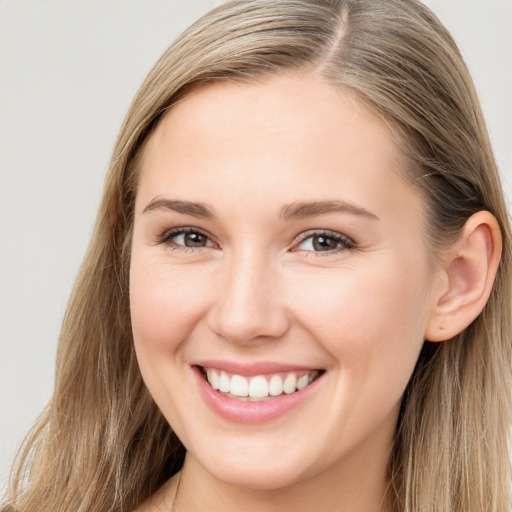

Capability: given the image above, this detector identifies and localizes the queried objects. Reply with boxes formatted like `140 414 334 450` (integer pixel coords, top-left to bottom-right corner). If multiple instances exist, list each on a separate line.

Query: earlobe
425 211 502 342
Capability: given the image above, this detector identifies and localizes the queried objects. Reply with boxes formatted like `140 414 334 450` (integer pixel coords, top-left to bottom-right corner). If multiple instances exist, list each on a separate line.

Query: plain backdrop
1 0 511 493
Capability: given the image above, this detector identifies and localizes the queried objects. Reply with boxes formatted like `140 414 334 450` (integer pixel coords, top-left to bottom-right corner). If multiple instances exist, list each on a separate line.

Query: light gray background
1 0 511 493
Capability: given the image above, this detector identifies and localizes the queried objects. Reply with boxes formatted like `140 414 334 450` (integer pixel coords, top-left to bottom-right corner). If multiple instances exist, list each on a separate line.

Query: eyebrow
142 198 214 218
142 197 377 221
280 200 378 220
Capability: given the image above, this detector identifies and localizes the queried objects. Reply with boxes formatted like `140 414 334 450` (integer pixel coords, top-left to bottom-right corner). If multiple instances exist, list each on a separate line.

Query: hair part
4 1 510 511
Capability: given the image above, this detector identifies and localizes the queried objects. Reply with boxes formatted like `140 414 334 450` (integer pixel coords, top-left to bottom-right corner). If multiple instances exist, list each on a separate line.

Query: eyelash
156 227 217 253
155 227 356 255
293 229 356 255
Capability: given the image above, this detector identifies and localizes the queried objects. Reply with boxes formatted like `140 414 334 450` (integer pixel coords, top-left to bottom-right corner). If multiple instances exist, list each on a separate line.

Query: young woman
3 0 511 511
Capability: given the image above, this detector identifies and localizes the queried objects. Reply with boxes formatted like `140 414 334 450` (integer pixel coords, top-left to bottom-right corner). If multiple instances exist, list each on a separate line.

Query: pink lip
194 359 319 376
192 365 324 424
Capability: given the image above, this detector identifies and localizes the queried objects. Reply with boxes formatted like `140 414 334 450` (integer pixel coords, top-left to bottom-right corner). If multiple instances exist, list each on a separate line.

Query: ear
425 211 502 342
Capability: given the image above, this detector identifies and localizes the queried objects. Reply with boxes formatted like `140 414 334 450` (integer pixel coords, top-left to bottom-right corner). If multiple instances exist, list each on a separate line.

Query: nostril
206 305 291 345
205 268 290 344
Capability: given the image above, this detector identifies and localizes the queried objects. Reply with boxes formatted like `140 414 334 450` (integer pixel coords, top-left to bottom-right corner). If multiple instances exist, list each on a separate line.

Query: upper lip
194 360 322 376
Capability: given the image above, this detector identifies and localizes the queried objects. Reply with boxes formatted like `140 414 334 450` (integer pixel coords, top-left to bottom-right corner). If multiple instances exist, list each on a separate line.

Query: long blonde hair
4 1 511 511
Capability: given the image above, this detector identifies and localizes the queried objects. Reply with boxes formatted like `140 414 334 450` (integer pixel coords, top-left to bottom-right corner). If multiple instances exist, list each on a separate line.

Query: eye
158 227 216 249
293 230 355 253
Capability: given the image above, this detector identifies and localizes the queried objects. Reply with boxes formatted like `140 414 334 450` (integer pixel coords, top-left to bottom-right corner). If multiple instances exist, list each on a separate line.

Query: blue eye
295 231 354 252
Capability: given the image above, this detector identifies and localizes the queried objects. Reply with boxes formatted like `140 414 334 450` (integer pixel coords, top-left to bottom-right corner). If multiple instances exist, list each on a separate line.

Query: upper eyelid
293 229 354 244
156 226 354 249
290 230 356 255
157 226 218 246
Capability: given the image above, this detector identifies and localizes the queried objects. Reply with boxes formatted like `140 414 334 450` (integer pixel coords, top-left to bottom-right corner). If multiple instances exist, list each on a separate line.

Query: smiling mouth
199 366 324 402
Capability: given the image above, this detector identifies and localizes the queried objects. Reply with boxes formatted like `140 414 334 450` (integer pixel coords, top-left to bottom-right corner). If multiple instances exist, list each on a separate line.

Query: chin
188 445 313 491
207 463 306 491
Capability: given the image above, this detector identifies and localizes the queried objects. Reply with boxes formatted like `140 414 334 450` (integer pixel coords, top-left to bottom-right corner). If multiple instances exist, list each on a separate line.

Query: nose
207 251 290 345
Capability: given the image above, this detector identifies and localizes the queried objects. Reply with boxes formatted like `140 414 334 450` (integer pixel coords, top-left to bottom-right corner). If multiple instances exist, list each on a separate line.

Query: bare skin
130 73 502 511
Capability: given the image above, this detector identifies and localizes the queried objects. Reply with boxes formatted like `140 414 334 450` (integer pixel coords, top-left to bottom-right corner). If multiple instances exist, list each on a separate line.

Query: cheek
129 256 212 425
290 261 430 375
292 263 430 437
129 256 210 354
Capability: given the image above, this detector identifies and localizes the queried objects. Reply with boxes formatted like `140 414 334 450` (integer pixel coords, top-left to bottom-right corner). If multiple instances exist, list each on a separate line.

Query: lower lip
193 366 323 424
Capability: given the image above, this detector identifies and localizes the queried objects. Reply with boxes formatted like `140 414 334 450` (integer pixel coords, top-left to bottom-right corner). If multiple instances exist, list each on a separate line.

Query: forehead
136 73 421 222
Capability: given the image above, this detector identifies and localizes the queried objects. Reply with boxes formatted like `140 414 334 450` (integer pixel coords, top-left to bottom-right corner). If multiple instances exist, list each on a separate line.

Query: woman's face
130 74 440 490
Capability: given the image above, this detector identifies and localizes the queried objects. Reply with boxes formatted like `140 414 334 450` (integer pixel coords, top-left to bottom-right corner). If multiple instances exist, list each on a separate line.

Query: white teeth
230 374 249 397
204 368 320 399
207 369 220 390
283 373 297 394
249 376 269 398
269 374 283 396
219 371 230 393
296 374 309 390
